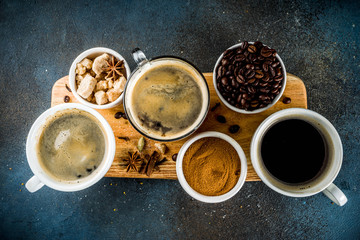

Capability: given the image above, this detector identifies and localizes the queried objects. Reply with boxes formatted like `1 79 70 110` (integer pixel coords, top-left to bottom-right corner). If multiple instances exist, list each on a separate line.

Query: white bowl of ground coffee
176 131 247 203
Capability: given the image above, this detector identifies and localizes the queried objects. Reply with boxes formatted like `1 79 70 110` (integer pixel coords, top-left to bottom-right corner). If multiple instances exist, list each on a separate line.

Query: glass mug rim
250 108 343 197
123 54 210 142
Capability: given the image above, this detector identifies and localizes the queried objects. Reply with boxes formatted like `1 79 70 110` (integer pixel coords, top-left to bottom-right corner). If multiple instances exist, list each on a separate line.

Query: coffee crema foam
126 60 208 140
37 109 105 181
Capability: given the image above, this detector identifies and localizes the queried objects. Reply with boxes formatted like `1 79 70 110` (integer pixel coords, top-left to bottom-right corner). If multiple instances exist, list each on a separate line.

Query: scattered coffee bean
216 115 227 123
115 111 127 119
211 102 221 111
172 153 178 162
283 97 291 104
229 125 240 134
64 95 70 103
216 41 284 111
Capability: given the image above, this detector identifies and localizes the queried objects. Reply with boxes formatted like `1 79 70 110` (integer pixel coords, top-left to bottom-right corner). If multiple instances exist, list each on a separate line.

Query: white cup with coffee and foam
25 103 115 193
250 108 347 206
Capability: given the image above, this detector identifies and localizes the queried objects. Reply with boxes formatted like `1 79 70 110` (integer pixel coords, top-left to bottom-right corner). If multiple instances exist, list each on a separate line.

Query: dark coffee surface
261 119 326 184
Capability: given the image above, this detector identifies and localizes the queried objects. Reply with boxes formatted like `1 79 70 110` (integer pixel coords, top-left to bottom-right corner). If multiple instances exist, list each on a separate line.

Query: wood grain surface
51 73 307 181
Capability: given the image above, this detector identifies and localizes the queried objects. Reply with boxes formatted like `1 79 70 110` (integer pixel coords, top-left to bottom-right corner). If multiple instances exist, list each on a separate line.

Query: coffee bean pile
216 41 284 111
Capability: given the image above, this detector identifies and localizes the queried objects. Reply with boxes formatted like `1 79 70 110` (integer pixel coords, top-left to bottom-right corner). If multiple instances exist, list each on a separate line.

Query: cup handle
25 175 44 193
132 48 148 66
322 183 348 206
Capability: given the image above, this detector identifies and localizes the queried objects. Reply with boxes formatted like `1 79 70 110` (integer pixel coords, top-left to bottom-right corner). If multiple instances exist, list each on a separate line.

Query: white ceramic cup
69 47 131 109
176 131 247 203
25 103 116 193
251 108 347 206
213 42 287 114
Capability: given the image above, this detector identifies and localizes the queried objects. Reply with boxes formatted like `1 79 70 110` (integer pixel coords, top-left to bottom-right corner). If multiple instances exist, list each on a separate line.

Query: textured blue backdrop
0 0 359 239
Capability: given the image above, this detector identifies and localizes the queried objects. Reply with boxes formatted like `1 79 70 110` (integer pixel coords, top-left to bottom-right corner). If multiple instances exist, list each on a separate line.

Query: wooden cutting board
51 73 307 181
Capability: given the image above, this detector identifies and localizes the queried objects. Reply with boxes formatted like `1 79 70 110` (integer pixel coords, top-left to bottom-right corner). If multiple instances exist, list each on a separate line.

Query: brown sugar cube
77 75 96 99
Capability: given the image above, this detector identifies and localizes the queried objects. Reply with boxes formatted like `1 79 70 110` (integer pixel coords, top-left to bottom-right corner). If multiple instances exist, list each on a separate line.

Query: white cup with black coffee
25 103 115 192
251 108 347 206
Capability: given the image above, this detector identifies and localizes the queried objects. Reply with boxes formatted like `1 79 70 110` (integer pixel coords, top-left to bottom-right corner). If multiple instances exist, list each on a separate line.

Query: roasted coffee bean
271 62 280 68
255 70 264 79
271 88 278 94
236 94 242 103
259 95 266 101
231 79 237 87
236 48 243 54
273 82 280 89
217 65 224 77
64 95 70 103
221 77 228 86
240 98 246 106
283 97 291 104
241 93 248 99
172 153 178 161
251 100 259 108
263 74 270 82
223 49 234 58
246 64 254 70
276 67 282 76
260 88 270 93
246 70 255 79
236 75 245 84
248 45 257 53
115 111 126 119
235 54 246 62
248 78 256 84
262 63 269 72
252 79 259 86
260 47 272 57
274 75 283 82
216 115 227 123
259 81 268 87
269 66 276 77
247 86 256 94
229 125 240 134
221 58 230 66
241 41 248 50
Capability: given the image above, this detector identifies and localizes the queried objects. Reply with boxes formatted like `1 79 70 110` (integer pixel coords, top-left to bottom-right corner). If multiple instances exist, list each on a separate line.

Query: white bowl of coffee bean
213 41 287 114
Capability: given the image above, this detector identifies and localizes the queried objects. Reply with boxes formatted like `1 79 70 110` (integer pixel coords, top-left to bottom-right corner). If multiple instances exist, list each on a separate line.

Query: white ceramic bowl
213 42 287 114
25 103 116 192
176 131 247 203
69 47 131 109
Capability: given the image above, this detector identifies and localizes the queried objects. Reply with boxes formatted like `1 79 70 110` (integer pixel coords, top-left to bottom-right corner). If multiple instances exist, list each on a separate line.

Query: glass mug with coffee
25 103 116 192
251 108 347 206
123 48 210 142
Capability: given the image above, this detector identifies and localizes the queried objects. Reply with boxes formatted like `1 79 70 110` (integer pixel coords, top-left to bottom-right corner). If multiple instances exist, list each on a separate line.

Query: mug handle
132 48 148 66
26 175 44 193
322 183 348 206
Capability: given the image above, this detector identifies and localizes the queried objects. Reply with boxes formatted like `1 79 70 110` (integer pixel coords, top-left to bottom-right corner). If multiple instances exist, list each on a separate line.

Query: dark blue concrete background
0 0 359 239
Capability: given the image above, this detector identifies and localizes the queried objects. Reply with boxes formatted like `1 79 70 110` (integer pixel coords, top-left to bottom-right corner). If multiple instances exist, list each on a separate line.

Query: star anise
121 151 143 172
104 56 125 80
